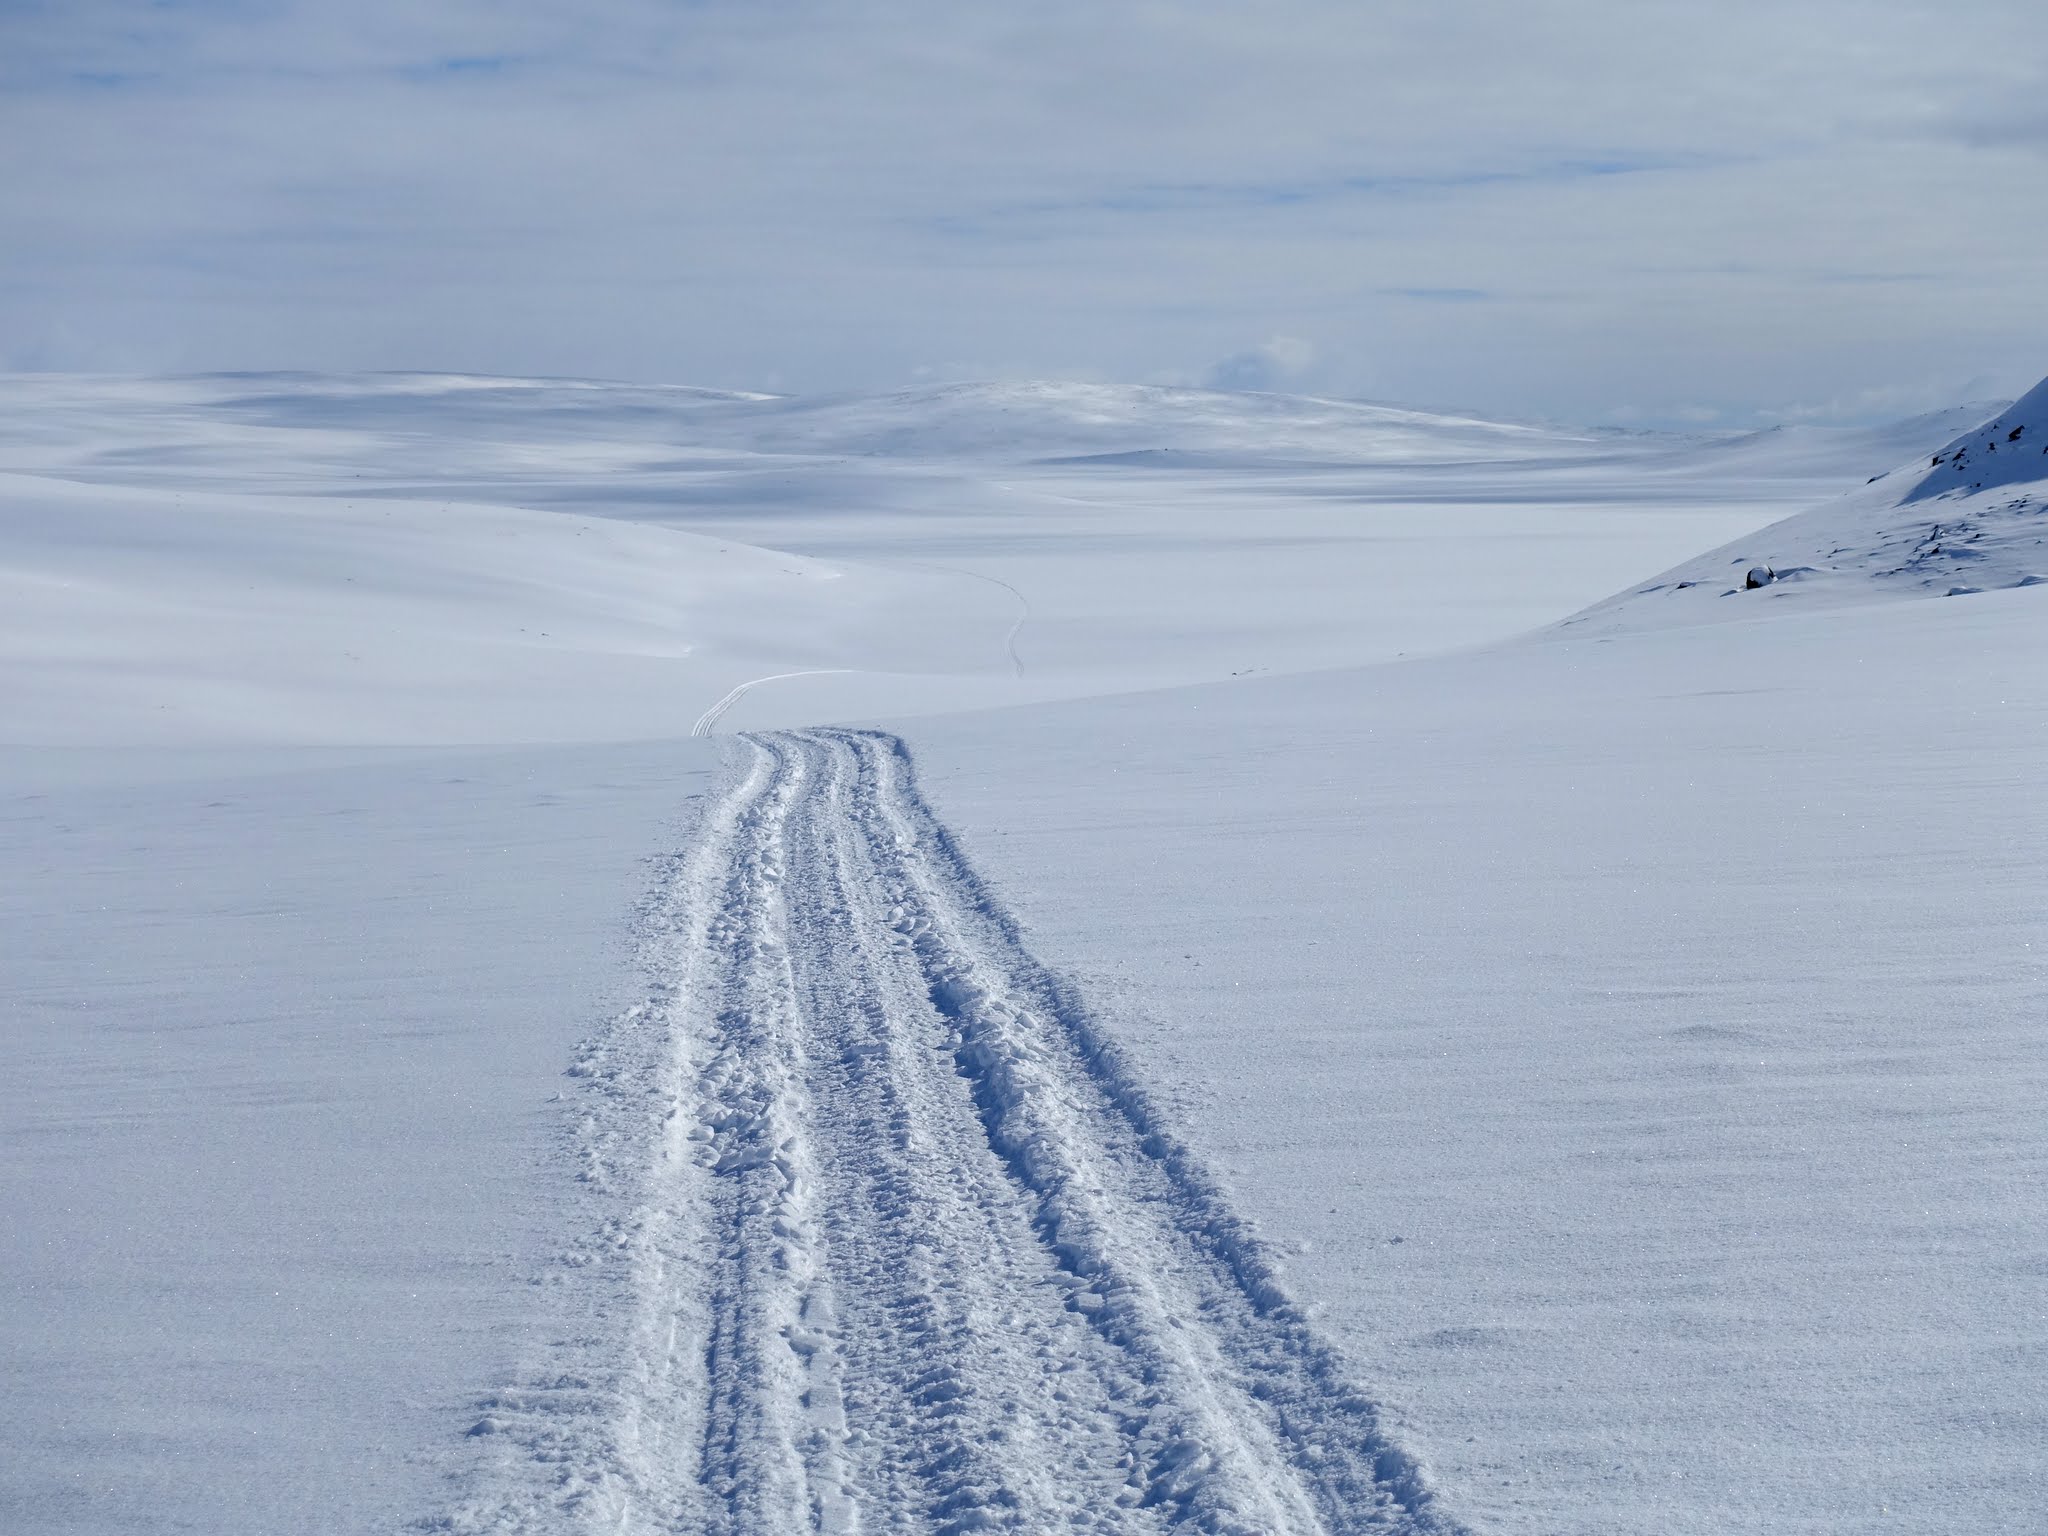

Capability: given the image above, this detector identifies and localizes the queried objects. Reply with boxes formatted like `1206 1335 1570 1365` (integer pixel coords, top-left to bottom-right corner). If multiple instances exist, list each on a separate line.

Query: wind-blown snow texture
3 372 2043 1536
900 589 2048 1535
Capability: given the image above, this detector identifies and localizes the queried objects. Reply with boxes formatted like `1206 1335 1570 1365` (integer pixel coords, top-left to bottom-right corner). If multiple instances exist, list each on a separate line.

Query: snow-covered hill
0 472 1019 746
663 379 1596 464
0 373 1608 499
1622 399 2006 482
1909 376 2048 500
6 369 2045 1536
2 371 1977 492
0 370 1998 747
1569 376 2048 632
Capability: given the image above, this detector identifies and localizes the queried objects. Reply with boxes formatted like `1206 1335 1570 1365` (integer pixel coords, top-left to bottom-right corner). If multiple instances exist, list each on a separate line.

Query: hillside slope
0 472 1014 746
1569 377 2048 633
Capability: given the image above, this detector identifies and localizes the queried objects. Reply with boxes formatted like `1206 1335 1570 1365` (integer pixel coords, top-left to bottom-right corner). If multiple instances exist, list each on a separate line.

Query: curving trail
907 563 1030 677
446 729 1457 1536
691 671 857 738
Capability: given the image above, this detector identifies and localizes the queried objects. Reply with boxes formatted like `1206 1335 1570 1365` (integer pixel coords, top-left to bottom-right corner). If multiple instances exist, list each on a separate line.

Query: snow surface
3 372 2042 1535
1572 378 2048 632
0 471 1021 746
901 588 2048 1534
0 372 1982 738
3 738 718 1534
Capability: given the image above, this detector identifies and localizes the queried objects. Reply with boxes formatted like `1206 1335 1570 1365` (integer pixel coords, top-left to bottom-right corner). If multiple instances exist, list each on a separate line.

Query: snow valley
2 374 2042 1535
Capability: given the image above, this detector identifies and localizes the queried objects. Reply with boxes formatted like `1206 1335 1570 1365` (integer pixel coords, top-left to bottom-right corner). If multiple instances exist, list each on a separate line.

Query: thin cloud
1206 337 1316 392
1383 288 1491 303
1 0 2043 417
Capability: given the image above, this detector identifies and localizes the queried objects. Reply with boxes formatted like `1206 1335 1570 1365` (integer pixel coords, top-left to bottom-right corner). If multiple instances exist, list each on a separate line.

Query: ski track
907 562 1030 677
692 671 857 737
439 728 1456 1536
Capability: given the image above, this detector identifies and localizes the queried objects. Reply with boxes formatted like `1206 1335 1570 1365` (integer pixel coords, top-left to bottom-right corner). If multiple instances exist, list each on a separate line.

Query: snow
898 585 2048 1534
450 731 1450 1533
0 371 1980 737
1572 379 2048 631
0 470 1030 746
2 371 2043 1535
2 738 718 1534
0 373 1598 481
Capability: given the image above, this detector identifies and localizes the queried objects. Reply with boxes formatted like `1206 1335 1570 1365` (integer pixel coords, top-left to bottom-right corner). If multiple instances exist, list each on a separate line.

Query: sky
4 0 2046 423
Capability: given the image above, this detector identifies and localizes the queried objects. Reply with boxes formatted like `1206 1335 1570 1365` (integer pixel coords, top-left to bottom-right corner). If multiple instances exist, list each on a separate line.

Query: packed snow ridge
1569 374 2048 630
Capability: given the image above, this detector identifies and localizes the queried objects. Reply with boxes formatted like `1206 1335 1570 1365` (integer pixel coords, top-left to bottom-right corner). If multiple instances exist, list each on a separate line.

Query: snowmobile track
443 728 1456 1535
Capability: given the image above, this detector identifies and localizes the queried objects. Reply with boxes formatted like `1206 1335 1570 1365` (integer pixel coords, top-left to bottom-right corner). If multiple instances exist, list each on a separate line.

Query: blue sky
4 0 2044 422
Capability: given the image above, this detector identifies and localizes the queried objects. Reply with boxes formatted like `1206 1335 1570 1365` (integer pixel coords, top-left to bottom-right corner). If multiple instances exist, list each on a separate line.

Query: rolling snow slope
0 371 1994 735
0 472 1023 745
4 371 2044 1536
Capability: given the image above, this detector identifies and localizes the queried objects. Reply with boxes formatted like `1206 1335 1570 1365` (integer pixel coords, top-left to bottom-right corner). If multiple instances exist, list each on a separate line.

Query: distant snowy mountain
660 380 1597 464
0 372 1604 480
1641 399 2008 481
1568 376 2048 631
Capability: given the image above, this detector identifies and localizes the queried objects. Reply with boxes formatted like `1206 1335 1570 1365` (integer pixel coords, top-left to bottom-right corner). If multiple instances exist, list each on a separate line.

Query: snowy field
3 374 2042 1534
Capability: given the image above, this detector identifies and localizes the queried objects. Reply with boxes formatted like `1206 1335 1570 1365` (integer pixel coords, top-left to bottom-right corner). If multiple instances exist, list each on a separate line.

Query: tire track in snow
439 728 1457 1535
